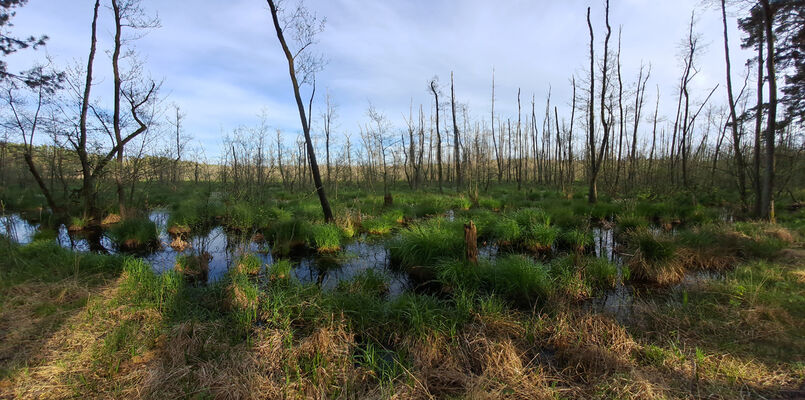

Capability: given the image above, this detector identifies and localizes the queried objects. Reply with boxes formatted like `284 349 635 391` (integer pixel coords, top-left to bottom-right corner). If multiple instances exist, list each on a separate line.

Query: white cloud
5 0 756 157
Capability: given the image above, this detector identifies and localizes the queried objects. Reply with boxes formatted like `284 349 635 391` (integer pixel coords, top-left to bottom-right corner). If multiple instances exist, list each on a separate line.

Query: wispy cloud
6 0 754 157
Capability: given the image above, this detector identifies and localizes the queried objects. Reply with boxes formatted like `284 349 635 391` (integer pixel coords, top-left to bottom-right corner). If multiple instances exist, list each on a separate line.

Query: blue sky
5 0 755 159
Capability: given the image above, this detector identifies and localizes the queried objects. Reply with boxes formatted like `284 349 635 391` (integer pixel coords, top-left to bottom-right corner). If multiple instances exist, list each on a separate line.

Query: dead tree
429 78 443 192
450 71 461 191
266 0 333 222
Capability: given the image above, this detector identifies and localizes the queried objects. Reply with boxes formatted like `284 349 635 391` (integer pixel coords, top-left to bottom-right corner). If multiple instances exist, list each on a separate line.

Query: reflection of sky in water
5 211 701 309
1 212 412 293
0 214 37 244
293 237 410 296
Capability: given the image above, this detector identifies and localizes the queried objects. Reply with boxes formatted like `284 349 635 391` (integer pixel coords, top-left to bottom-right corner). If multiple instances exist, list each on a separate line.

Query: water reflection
1 212 412 294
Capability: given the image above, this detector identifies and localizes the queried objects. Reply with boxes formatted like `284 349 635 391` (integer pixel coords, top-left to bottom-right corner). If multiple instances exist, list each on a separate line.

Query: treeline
1 0 804 223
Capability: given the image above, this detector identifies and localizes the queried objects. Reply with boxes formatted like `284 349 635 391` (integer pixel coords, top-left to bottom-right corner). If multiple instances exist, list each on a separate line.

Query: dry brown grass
0 278 96 381
169 236 190 251
4 281 159 399
100 213 121 226
627 250 687 286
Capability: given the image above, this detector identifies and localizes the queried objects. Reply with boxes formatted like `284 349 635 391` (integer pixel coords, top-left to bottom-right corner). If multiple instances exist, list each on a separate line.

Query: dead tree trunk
266 0 334 222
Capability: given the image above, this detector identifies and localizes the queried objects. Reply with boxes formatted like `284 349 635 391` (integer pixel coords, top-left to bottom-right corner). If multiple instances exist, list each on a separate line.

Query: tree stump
465 220 478 265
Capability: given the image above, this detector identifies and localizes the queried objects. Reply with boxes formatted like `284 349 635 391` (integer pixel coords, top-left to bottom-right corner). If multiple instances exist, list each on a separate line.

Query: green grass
558 228 594 253
308 223 342 252
481 254 552 307
107 217 159 251
234 253 262 275
362 216 394 235
487 216 522 243
226 272 260 334
268 259 294 281
583 257 618 289
522 223 560 251
388 218 465 268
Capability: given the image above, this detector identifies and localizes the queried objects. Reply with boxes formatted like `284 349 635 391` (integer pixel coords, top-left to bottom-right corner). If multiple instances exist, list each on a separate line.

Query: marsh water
1 211 715 319
1 211 413 295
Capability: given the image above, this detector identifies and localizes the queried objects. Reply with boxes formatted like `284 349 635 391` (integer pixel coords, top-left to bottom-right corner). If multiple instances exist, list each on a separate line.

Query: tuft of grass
626 228 683 285
225 272 260 334
481 254 552 307
559 228 594 253
120 258 183 314
514 207 550 227
522 223 559 252
233 253 262 275
362 217 394 235
583 257 618 289
549 255 591 300
175 252 211 284
335 269 389 298
487 216 521 244
107 217 159 251
267 218 310 256
388 218 465 268
308 223 342 252
616 213 647 234
269 259 294 281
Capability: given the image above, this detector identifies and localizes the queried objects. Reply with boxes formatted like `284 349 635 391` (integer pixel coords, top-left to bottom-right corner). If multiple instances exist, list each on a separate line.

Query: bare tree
266 0 333 222
450 71 461 190
429 78 443 192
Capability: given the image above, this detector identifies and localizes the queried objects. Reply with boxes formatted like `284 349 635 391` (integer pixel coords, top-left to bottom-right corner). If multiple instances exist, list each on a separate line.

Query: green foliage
522 223 559 251
481 254 552 307
583 257 618 289
559 228 593 252
234 253 262 275
107 218 159 250
120 258 183 314
308 223 342 252
388 218 465 268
